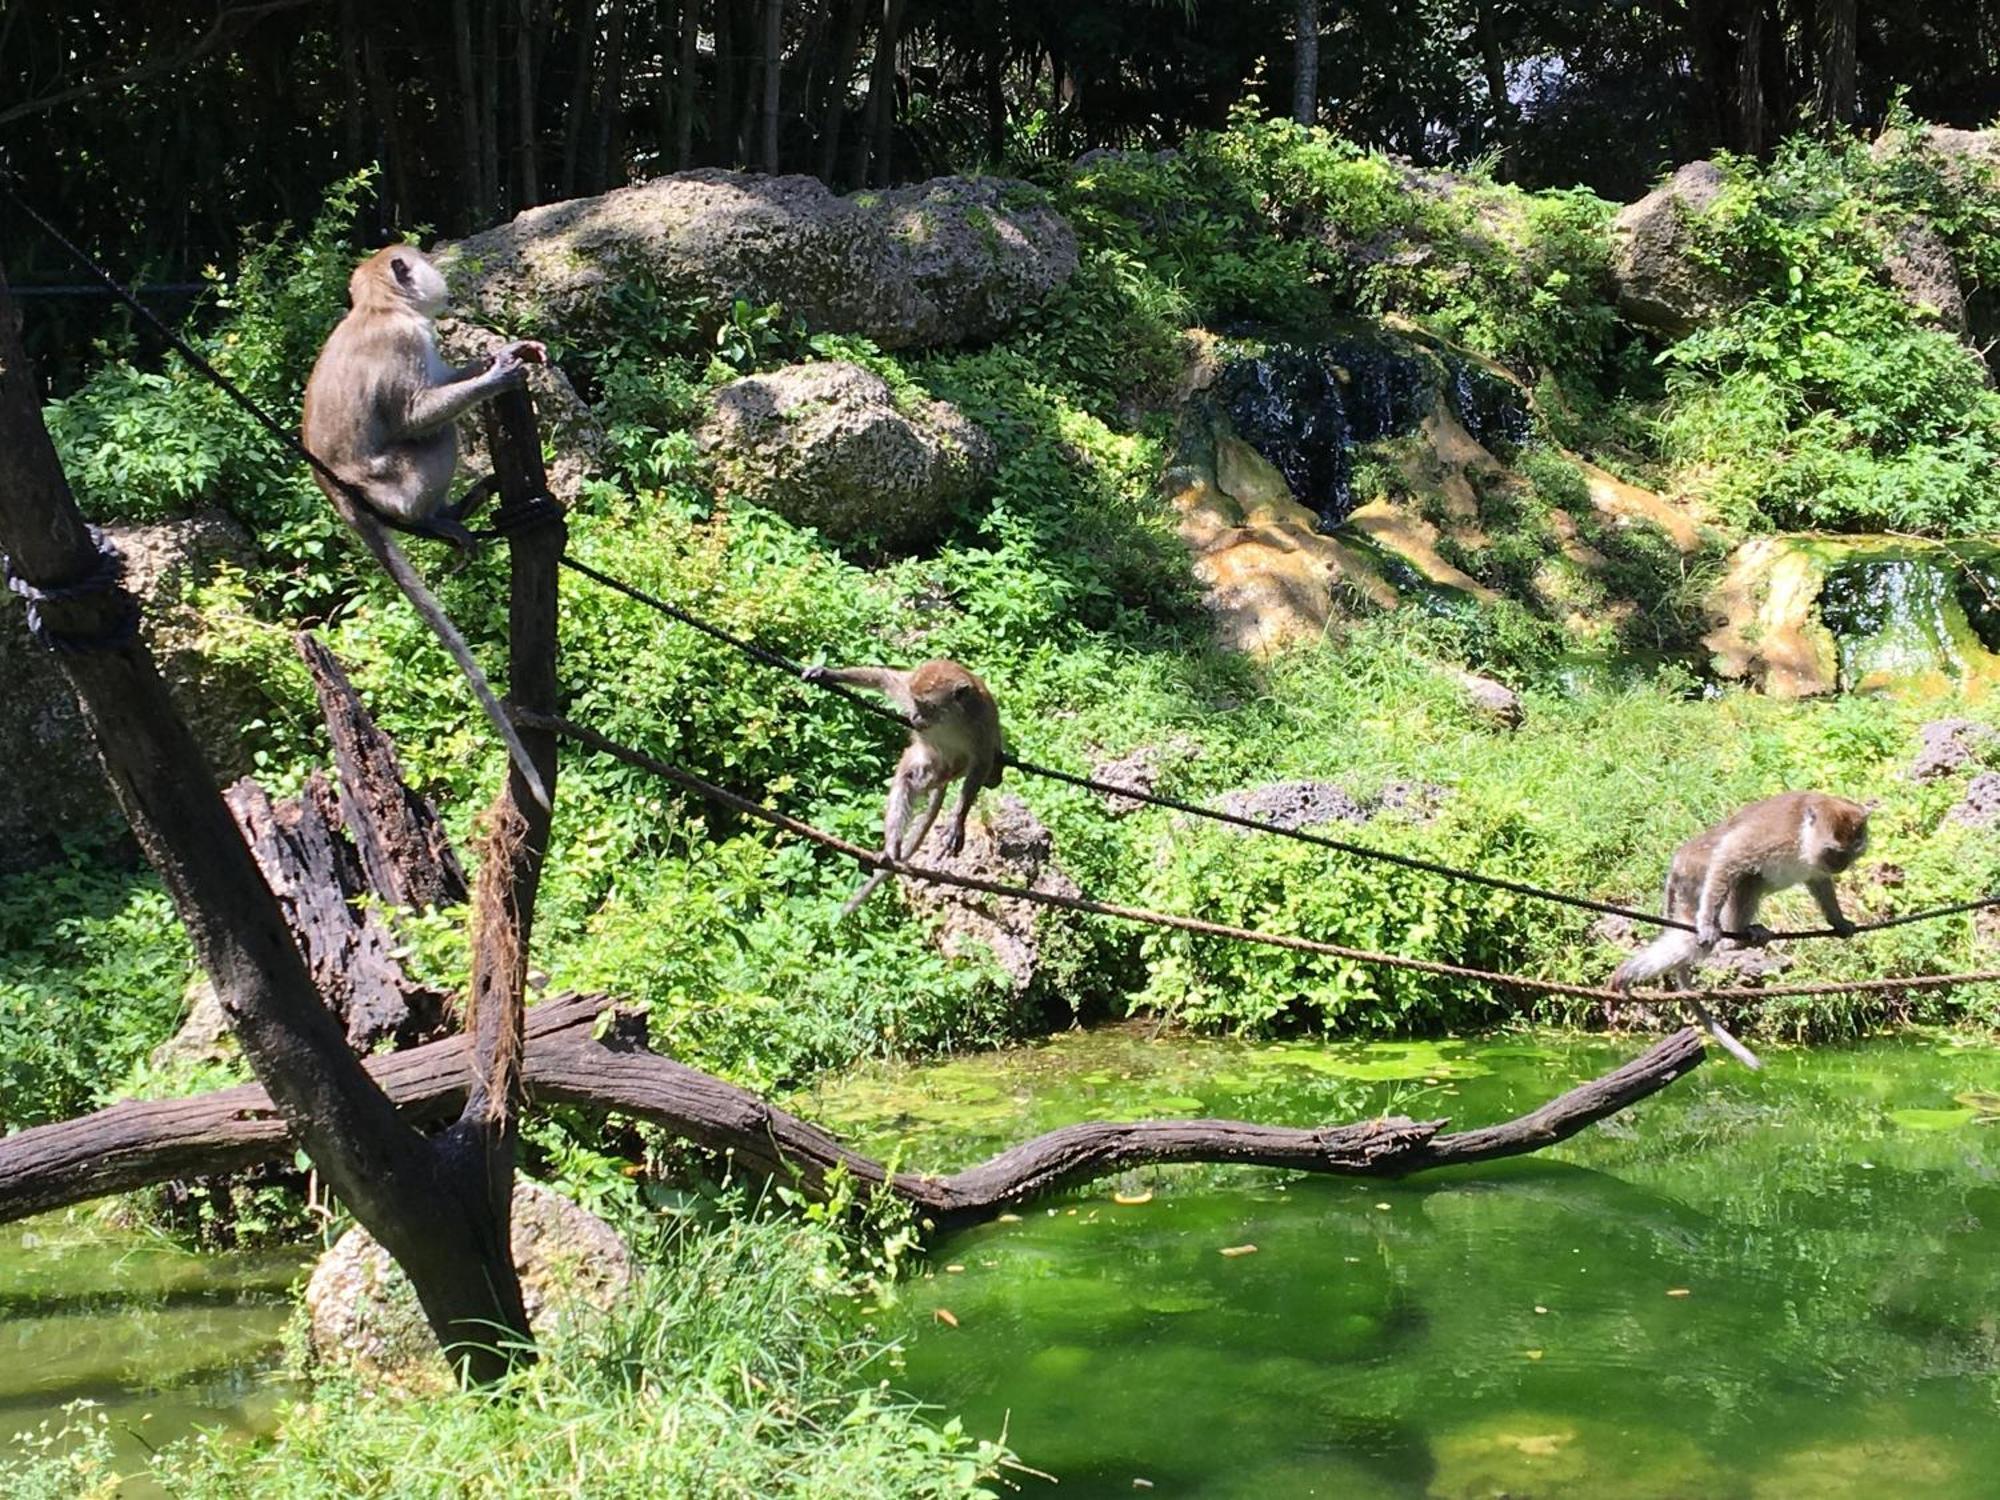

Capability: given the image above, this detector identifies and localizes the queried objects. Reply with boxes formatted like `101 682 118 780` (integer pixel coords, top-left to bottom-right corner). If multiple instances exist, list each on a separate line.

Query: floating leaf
1113 1189 1155 1206
1219 1243 1258 1258
933 1307 959 1328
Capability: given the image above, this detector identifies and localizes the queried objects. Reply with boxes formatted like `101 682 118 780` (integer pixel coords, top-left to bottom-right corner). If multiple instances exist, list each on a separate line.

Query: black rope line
13 185 1993 946
3 526 141 653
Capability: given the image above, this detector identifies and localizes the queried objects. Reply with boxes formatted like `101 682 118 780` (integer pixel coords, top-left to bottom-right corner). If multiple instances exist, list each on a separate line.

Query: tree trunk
517 0 541 204
759 0 782 172
852 0 904 186
714 0 739 163
979 0 1005 162
1292 0 1318 126
1811 0 1856 130
363 35 411 224
559 0 597 195
1736 2 1766 154
593 0 629 189
338 0 367 167
1473 0 1514 171
675 0 699 168
482 0 504 215
0 271 532 1384
816 0 865 182
454 0 486 228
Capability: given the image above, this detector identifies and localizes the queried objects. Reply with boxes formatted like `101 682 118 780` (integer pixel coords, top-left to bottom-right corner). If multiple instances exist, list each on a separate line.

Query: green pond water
0 1214 304 1487
803 1025 2000 1499
5 1027 1999 1497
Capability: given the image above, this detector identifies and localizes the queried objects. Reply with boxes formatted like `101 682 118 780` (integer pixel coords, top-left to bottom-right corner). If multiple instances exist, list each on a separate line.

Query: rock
1910 719 1996 782
1703 537 1839 699
1950 771 2000 829
896 793 1080 992
1610 161 1732 337
304 1180 633 1389
148 976 236 1071
438 321 607 505
696 361 993 550
1088 744 1169 816
1211 780 1375 831
1449 668 1524 728
1877 215 1966 333
0 511 261 866
1870 125 2000 190
441 171 1078 351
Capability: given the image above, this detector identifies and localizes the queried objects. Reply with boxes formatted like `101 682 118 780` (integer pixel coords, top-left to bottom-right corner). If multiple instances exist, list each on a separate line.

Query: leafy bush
0 851 192 1130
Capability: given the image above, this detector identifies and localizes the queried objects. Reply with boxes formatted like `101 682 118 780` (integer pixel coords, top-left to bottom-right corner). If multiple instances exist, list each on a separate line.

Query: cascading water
1217 339 1434 529
1445 358 1532 453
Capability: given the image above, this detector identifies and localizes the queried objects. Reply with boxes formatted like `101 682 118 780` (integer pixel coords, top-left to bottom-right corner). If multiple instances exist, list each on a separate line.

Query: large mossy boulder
1609 160 1732 337
0 511 261 866
442 171 1078 351
696 360 994 550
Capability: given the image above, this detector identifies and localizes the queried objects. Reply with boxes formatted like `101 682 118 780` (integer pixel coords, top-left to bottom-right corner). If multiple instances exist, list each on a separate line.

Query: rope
13 186 1994 947
554 560 2000 943
519 710 2000 1008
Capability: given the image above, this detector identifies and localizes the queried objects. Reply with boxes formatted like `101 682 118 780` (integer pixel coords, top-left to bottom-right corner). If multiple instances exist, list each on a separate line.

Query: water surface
804 1025 2000 1498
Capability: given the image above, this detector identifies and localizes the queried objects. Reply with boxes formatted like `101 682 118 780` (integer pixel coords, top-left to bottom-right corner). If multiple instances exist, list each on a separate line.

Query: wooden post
432 381 565 1369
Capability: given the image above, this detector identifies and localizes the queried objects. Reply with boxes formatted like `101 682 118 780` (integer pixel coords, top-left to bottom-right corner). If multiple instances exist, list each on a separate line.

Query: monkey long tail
1689 1000 1763 1071
358 520 552 812
838 869 892 920
1609 931 1702 992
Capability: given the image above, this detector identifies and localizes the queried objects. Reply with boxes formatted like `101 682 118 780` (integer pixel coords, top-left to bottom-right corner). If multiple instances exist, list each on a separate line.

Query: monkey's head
351 245 450 319
906 659 992 730
1804 795 1872 873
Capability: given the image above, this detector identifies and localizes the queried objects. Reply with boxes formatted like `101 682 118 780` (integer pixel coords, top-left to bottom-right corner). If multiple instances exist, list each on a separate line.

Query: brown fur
300 245 550 809
803 658 1005 916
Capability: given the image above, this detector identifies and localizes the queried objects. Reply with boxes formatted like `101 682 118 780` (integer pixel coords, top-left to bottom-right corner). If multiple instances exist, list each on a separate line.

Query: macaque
803 659 1005 917
301 244 550 809
1611 791 1872 1068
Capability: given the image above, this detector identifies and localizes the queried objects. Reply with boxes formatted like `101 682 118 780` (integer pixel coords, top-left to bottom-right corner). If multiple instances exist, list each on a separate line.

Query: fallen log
0 1003 1707 1230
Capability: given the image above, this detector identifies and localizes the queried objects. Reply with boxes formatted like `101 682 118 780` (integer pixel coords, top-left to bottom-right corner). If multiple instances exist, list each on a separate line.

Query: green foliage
1661 138 2000 535
0 851 192 1130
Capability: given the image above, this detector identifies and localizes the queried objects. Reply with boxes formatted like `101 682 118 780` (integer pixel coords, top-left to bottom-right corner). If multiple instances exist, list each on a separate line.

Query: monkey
802 659 1005 918
1611 791 1872 1068
301 244 551 810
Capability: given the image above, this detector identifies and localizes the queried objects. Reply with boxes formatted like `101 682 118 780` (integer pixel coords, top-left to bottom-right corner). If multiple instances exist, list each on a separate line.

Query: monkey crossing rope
11 184 1998 947
515 709 2000 1008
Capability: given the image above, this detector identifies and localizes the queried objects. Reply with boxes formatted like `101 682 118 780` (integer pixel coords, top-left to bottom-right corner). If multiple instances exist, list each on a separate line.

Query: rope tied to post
3 526 141 654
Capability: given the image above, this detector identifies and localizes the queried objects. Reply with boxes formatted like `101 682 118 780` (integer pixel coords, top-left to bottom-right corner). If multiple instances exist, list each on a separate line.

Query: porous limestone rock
0 510 260 865
441 171 1077 351
696 360 994 550
304 1180 633 1389
1609 161 1732 337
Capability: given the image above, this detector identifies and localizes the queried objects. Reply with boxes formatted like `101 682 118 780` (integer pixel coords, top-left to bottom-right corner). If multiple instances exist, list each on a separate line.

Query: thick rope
520 710 2000 1009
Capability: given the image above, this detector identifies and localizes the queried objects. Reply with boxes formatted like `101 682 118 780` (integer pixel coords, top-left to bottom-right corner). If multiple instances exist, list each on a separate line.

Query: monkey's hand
800 664 829 684
943 824 967 857
488 342 542 382
1828 913 1857 938
503 339 547 365
1743 922 1776 947
1695 919 1722 949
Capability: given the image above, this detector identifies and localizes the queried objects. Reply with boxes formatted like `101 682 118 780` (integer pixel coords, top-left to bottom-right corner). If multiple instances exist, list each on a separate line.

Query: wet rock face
0 511 260 866
441 171 1077 351
304 1180 633 1389
696 360 994 550
1218 341 1433 527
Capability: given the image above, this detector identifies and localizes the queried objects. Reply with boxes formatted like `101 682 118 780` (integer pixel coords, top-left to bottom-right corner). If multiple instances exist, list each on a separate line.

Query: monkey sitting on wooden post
803 659 1005 917
301 244 551 809
1611 790 1872 1068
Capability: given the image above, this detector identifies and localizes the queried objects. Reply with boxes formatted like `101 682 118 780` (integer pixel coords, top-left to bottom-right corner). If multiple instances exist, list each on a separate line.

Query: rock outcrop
442 171 1078 351
304 1180 633 1389
696 361 994 549
1609 161 1731 336
0 511 261 864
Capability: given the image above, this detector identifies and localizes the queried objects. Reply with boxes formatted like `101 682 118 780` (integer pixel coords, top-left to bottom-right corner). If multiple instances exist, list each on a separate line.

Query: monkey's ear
1861 798 1881 816
390 255 414 287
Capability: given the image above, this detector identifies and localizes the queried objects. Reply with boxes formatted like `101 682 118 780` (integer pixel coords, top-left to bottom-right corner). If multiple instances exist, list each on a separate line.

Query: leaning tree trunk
1735 2 1765 155
1812 0 1855 132
1292 0 1318 126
